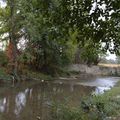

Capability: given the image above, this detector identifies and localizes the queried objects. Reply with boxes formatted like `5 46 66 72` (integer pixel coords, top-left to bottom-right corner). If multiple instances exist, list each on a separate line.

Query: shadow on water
0 76 119 120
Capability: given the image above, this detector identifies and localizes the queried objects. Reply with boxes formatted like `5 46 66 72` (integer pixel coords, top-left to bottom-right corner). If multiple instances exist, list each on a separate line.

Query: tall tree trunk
9 0 19 81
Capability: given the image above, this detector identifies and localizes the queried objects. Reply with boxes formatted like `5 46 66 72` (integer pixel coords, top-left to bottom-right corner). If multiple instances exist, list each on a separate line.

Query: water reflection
0 76 119 120
0 83 94 120
14 90 28 115
95 87 111 94
78 77 118 87
0 98 6 112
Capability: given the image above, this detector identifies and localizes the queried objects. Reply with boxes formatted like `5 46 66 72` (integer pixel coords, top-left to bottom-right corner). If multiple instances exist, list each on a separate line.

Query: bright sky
0 0 6 8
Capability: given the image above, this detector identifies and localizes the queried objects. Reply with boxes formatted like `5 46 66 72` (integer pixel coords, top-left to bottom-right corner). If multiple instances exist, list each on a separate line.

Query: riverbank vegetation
51 82 120 120
0 0 120 81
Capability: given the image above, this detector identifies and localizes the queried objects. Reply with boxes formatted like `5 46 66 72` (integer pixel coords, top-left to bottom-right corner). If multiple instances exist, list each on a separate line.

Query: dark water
0 76 119 120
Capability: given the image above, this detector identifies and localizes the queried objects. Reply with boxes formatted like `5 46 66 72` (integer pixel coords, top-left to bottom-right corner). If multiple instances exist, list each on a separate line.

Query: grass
24 69 53 81
0 67 11 81
16 66 53 81
51 81 120 120
0 66 54 83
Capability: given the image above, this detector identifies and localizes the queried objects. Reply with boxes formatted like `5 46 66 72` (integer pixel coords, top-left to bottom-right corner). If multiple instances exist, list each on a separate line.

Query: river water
0 75 119 120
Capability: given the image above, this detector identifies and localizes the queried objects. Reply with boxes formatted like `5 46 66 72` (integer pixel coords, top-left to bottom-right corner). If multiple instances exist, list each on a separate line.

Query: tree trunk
9 0 19 81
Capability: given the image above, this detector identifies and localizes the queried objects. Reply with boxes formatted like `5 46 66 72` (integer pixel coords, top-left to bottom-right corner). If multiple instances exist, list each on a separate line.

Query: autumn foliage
6 41 15 63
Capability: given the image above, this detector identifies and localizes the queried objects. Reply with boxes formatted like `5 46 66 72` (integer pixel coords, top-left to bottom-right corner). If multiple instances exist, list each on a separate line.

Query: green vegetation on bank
51 83 120 120
0 67 11 81
0 66 54 82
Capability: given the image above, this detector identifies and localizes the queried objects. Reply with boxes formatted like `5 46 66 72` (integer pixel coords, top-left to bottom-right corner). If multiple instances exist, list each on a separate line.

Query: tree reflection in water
14 88 29 116
0 98 7 113
0 77 117 120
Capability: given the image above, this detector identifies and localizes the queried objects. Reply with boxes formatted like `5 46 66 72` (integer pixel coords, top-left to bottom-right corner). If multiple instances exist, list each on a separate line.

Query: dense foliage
0 0 120 77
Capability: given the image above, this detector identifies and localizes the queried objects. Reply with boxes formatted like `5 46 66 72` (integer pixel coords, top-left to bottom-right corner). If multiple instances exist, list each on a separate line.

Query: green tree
0 0 23 80
0 0 120 76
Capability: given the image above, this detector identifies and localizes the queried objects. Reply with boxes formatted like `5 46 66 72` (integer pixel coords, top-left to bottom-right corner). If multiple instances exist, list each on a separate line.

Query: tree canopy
0 0 120 76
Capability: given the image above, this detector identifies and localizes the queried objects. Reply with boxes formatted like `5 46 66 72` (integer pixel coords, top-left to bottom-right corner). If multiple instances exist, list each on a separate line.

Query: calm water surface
0 75 119 120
